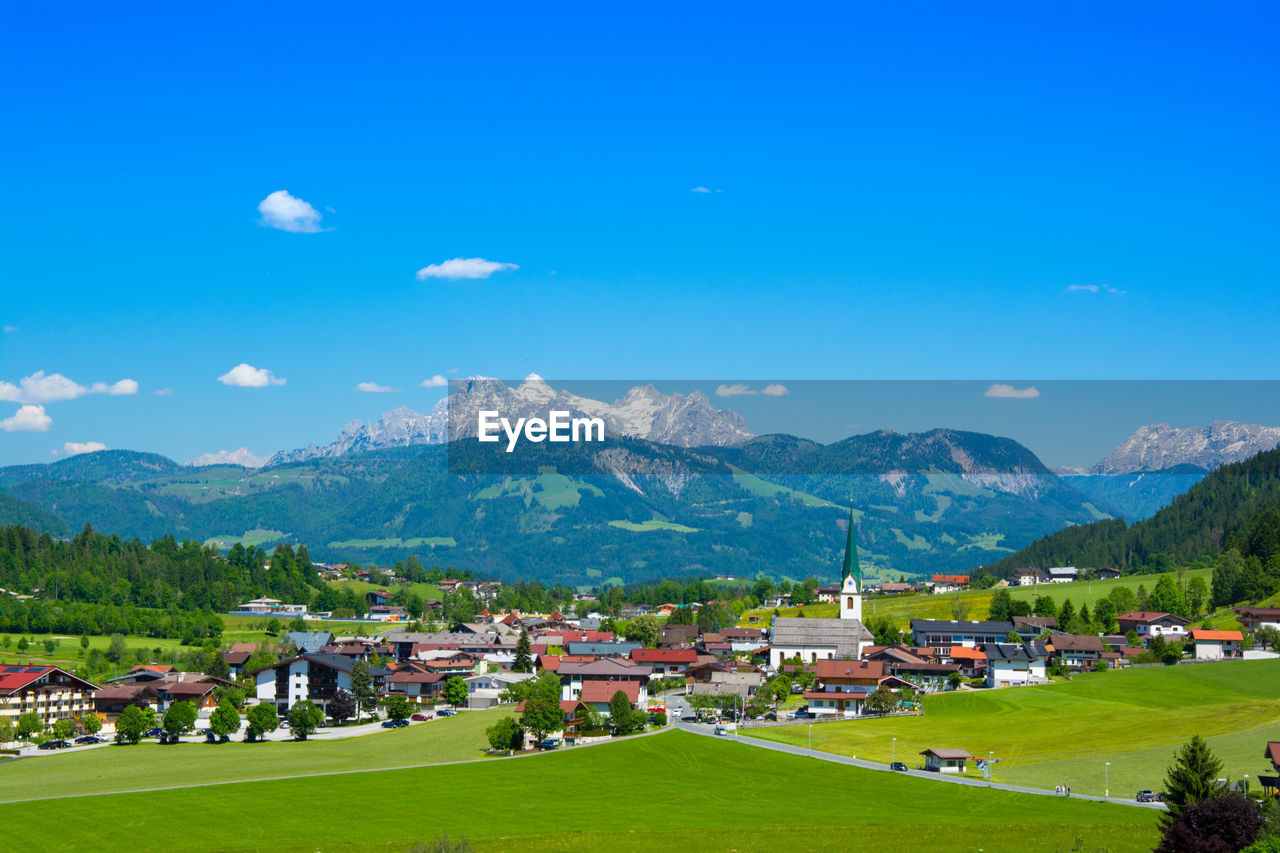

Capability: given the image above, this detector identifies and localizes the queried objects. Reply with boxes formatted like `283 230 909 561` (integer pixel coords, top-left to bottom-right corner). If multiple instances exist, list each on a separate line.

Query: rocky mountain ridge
1090 419 1280 475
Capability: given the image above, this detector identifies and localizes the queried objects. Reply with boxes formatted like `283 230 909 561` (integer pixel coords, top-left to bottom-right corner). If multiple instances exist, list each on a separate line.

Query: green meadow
745 659 1280 798
0 708 512 802
0 730 1159 853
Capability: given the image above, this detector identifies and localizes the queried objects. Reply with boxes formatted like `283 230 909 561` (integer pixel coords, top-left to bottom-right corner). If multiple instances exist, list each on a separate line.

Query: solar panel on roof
26 666 46 672
4 665 23 672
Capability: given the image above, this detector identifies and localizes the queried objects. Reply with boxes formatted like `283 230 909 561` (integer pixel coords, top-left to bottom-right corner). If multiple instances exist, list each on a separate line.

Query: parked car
381 718 410 728
681 714 697 722
74 735 105 745
143 728 164 738
1136 790 1156 803
891 761 908 772
38 739 71 750
714 725 728 736
536 738 560 750
411 713 432 721
437 708 457 717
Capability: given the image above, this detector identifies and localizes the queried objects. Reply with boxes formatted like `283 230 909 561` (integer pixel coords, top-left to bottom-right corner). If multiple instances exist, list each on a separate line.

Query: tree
512 630 533 673
384 694 412 722
519 671 564 742
1034 595 1058 618
329 689 356 725
246 703 279 742
287 700 324 740
1161 735 1225 825
81 713 102 736
667 606 694 626
1257 626 1280 652
115 704 156 744
1150 575 1187 617
16 636 28 652
208 699 241 742
988 589 1015 621
79 634 90 650
350 661 377 720
864 686 897 715
288 616 307 633
1093 598 1117 633
1185 576 1209 618
609 689 641 735
15 711 43 739
51 718 75 740
1058 599 1076 628
1004 630 1020 643
485 716 523 752
163 700 198 740
444 676 469 708
623 614 661 649
1156 792 1261 853
947 671 963 690
264 617 282 637
103 633 128 663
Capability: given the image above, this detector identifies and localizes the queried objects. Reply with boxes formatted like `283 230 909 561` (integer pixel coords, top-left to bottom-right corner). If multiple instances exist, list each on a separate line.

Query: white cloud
257 190 325 233
3 326 15 333
416 258 518 280
1066 284 1126 295
420 374 448 388
64 441 108 456
984 383 1040 399
218 363 285 387
154 388 173 396
0 371 139 404
715 383 789 398
355 381 398 393
1 404 53 432
691 186 712 193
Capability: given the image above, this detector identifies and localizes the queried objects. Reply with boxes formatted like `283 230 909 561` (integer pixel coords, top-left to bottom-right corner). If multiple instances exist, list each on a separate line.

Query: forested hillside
989 446 1280 603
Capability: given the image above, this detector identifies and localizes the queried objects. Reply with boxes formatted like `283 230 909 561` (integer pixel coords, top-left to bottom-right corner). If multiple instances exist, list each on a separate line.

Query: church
768 504 874 669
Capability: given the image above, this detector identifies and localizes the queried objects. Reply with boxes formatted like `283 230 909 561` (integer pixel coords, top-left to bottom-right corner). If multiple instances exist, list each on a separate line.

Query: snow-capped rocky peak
1090 419 1280 475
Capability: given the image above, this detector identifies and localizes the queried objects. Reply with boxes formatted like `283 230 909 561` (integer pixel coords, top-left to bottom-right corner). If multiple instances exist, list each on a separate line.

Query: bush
653 711 667 726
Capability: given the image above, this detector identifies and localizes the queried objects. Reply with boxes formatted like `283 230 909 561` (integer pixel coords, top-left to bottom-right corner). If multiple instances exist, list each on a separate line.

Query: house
93 673 239 716
516 698 591 741
944 646 987 677
815 583 842 603
630 648 698 675
1012 616 1058 638
1012 569 1050 587
1235 607 1280 632
921 748 974 773
874 582 915 595
565 641 641 658
1049 634 1107 669
1048 566 1078 583
1189 629 1244 660
930 575 970 594
801 659 918 717
685 664 765 699
1093 567 1122 580
367 605 408 622
864 645 960 692
385 668 445 703
984 643 1048 687
286 631 336 655
557 659 651 707
252 653 390 715
578 678 643 712
770 617 874 668
1116 611 1189 638
1261 743 1280 799
910 619 1018 653
366 589 393 606
104 664 176 684
0 665 99 730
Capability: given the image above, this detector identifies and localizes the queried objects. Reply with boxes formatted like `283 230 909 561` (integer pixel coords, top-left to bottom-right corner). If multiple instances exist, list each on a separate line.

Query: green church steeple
841 501 861 591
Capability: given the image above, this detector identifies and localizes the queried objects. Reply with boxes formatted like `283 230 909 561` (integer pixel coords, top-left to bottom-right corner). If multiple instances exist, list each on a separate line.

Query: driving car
714 725 728 736
1136 790 1156 803
891 761 908 772
411 713 432 721
74 735 105 745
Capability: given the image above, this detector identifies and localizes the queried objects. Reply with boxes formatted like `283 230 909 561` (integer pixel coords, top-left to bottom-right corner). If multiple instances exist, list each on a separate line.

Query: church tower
839 502 863 622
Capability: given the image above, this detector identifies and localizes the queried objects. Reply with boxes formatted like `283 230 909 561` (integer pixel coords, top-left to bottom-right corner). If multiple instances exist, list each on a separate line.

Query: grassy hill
744 659 1280 799
0 729 1159 852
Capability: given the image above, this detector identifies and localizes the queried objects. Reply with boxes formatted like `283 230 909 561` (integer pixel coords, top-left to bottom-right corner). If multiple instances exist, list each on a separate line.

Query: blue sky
1 2 1277 466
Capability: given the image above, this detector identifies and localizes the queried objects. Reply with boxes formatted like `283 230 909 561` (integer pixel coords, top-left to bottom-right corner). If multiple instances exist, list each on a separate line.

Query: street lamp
1105 762 1110 798
892 736 897 766
809 723 813 753
989 750 994 783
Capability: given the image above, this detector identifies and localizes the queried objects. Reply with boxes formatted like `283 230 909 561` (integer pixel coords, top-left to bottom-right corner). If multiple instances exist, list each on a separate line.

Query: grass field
608 519 700 533
0 730 1160 853
326 536 456 549
740 566 1219 630
325 578 442 603
744 659 1280 799
202 528 287 549
0 708 512 802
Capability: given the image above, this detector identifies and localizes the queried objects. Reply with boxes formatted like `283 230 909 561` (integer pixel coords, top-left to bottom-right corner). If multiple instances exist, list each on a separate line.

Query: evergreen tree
1161 735 1225 826
351 661 376 720
513 630 533 673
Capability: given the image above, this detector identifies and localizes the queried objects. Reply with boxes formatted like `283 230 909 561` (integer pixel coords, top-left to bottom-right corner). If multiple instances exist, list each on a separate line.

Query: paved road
673 717 1164 810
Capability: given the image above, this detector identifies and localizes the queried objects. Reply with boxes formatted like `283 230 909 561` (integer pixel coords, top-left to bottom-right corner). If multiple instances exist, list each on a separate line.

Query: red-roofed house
630 648 698 675
1189 629 1244 660
578 679 641 710
1116 611 1189 638
930 575 970 593
0 665 99 730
